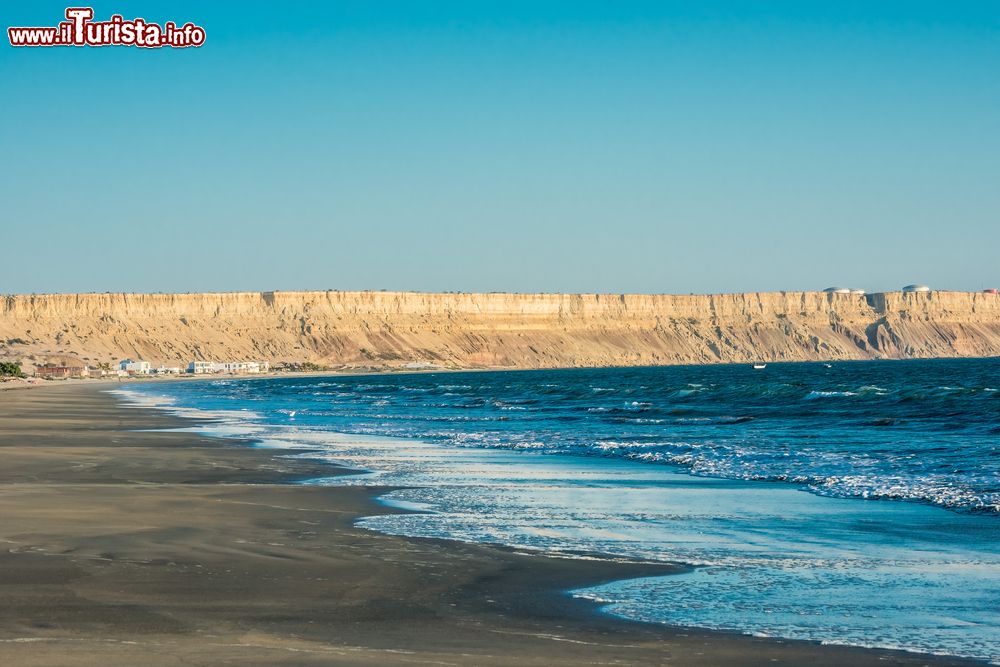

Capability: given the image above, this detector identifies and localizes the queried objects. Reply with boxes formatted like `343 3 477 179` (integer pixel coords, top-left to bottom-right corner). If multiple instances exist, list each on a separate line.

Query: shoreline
5 352 999 393
0 382 986 665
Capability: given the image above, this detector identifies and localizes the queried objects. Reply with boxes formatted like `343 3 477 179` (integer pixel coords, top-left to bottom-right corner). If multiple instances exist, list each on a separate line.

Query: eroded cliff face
2 290 1000 370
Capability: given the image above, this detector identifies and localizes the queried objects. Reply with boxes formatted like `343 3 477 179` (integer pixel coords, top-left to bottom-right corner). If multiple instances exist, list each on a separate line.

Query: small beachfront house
187 361 216 374
35 364 88 379
119 359 152 375
187 360 269 374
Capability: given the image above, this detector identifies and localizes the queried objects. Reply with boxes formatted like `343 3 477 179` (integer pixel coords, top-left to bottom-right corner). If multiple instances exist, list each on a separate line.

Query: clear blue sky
2 2 998 295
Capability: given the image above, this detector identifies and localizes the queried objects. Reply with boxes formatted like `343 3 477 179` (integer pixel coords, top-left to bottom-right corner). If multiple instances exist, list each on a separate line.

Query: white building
902 284 931 293
155 366 183 375
187 361 216 374
119 359 151 375
187 361 268 374
88 367 127 377
823 287 851 294
218 361 263 374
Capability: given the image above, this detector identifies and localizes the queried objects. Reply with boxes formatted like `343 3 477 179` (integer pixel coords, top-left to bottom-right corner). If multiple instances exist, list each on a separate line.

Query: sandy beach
0 382 984 666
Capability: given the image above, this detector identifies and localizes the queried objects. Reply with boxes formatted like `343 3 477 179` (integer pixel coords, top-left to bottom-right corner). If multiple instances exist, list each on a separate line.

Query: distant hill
3 290 1000 371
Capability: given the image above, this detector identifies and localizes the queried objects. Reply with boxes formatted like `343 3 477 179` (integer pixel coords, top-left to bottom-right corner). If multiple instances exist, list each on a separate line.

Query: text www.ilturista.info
8 7 205 48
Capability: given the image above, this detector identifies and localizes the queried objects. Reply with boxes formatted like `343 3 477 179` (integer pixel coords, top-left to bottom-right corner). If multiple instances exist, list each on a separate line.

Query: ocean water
116 359 1000 663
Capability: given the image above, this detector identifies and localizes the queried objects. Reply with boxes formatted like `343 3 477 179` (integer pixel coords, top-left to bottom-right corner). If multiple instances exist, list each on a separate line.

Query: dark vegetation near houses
0 361 23 377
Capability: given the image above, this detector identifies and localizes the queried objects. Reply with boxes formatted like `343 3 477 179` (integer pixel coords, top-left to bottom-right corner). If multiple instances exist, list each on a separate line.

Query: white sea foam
804 390 858 399
112 369 1000 664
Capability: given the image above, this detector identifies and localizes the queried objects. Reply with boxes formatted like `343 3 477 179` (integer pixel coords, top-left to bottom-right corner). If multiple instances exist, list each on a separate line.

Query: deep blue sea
117 359 1000 663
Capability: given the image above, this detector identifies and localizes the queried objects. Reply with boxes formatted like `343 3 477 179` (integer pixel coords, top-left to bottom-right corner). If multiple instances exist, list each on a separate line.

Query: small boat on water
823 363 832 368
752 362 767 370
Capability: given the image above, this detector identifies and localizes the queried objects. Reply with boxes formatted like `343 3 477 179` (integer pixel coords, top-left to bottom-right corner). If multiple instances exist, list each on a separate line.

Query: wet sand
0 382 983 666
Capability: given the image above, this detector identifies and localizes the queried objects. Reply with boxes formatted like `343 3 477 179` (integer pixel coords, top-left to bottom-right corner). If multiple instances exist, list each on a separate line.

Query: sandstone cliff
2 290 1000 371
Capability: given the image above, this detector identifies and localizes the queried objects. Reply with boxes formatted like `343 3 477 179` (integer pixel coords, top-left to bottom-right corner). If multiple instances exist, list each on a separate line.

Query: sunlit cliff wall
3 290 1000 370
